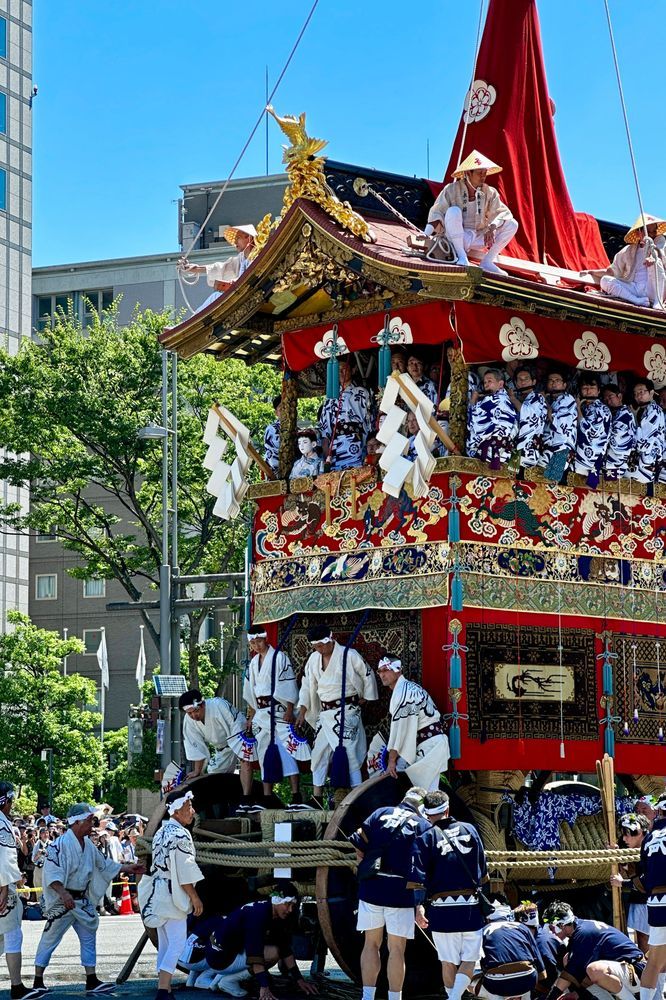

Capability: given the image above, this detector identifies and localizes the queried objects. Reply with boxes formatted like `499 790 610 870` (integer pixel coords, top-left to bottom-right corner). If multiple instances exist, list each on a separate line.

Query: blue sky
33 1 666 266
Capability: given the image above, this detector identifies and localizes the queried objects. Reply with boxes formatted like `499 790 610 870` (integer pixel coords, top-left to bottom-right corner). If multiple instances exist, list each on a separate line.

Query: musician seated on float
598 215 666 309
574 374 612 487
538 368 577 480
602 383 636 482
263 396 281 477
317 355 374 471
507 365 547 470
629 378 666 484
406 351 439 407
425 150 519 276
466 368 518 469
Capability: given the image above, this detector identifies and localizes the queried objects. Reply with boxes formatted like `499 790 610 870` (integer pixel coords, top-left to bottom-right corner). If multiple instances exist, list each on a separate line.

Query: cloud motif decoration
463 79 497 124
573 331 611 372
314 328 349 360
498 316 539 361
644 344 666 388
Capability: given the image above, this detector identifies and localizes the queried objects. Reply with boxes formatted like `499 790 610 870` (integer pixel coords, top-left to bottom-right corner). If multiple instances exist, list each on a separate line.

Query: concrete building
29 172 287 730
0 0 32 629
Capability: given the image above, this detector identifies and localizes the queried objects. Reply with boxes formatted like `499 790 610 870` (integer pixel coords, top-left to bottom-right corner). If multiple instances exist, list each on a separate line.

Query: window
35 527 57 543
83 629 103 655
0 93 6 136
0 168 5 213
0 18 6 60
82 289 113 328
35 574 57 600
36 294 72 332
83 579 106 599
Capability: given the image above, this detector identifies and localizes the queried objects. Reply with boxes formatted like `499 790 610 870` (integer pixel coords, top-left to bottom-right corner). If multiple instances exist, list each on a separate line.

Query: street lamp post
138 350 180 772
40 748 53 812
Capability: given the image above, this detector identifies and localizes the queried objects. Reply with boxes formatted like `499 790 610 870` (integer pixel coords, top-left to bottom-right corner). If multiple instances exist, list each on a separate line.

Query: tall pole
169 351 181 766
63 626 68 676
48 750 53 813
159 349 172 771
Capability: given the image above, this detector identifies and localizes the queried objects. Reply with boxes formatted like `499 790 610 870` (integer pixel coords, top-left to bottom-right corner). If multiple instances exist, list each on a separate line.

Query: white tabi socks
448 972 472 1000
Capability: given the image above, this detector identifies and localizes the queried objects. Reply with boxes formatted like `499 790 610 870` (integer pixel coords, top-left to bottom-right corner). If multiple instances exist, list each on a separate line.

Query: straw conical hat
223 224 257 245
624 213 666 244
452 150 502 178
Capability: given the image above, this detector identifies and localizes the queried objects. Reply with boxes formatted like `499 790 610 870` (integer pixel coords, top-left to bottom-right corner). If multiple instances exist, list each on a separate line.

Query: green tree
0 306 281 684
0 612 104 814
104 726 160 810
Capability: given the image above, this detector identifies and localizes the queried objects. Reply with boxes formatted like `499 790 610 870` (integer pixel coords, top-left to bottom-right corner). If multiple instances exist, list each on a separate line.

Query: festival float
154 0 666 990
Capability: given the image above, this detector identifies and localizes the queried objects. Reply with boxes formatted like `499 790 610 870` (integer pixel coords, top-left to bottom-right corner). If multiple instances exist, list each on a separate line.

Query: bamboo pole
597 753 626 932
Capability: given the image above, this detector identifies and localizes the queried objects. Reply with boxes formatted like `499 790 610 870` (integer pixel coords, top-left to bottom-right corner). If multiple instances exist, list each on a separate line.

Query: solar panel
153 675 188 697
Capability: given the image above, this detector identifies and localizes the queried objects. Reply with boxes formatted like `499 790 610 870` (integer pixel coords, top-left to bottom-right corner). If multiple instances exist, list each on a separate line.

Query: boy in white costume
33 802 144 996
296 624 378 801
426 150 518 276
375 656 449 791
138 788 204 1000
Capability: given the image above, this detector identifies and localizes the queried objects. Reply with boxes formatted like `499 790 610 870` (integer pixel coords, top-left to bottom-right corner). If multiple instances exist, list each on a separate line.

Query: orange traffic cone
119 878 133 916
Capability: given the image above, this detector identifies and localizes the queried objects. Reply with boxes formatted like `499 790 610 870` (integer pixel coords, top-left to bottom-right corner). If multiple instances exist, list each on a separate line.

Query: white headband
167 790 193 815
68 808 95 825
378 657 402 672
248 631 268 639
183 700 204 712
488 904 514 922
424 804 449 816
310 636 333 645
272 894 298 904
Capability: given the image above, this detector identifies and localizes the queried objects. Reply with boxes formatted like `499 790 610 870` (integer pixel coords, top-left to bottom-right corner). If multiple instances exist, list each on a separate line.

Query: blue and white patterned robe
516 390 547 468
289 453 324 479
263 419 280 474
467 388 518 468
538 392 577 469
415 376 438 409
630 401 666 483
575 399 612 479
318 385 373 471
604 405 636 481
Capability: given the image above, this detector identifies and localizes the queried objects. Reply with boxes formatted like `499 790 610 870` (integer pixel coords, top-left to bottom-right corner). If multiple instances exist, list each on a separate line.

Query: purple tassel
623 720 629 736
262 742 283 785
659 726 664 743
330 745 351 788
634 708 639 722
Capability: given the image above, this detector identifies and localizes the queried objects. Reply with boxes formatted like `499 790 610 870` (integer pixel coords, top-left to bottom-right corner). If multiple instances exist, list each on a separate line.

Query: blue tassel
451 571 464 612
326 356 339 399
604 725 615 757
450 653 462 689
449 504 460 543
330 745 351 788
448 722 461 760
603 661 613 695
378 345 391 388
262 742 283 785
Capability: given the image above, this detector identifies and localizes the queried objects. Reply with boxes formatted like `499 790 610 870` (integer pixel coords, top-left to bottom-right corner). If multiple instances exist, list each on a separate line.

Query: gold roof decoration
251 106 373 257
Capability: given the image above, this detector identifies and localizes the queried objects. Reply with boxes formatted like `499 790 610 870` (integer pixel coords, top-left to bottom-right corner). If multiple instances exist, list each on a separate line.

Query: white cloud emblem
499 317 539 361
644 344 666 388
313 328 349 360
371 316 414 347
573 331 611 372
463 80 497 124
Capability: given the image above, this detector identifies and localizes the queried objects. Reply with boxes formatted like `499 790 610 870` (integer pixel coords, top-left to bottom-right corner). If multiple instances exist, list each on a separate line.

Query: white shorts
357 900 415 939
432 929 483 964
628 903 649 936
477 990 530 1000
586 962 640 996
649 925 666 947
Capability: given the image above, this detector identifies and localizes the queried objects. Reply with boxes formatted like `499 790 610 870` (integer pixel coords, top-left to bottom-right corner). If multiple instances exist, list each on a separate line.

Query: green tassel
378 345 391 388
449 721 461 760
327 355 339 399
450 653 462 689
451 570 464 611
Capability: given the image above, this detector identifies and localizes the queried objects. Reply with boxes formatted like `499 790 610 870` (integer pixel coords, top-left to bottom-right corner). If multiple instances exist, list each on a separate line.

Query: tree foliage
0 612 104 814
0 305 282 681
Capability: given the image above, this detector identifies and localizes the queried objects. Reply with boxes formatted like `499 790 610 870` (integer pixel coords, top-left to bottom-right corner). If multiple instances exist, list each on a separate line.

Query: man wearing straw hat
425 150 519 275
599 215 666 308
179 223 257 292
373 655 449 791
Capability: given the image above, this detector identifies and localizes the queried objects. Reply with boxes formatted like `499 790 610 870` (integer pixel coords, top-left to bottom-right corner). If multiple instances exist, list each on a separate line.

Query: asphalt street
0 914 350 998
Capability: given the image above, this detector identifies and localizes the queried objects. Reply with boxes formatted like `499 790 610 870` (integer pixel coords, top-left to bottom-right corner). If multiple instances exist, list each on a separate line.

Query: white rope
455 0 487 170
176 0 321 314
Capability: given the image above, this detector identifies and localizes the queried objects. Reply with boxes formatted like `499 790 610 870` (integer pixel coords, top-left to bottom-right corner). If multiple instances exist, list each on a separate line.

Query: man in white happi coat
295 624 378 801
425 150 519 276
241 625 304 806
599 214 666 308
179 224 257 309
138 789 204 1000
0 782 41 1000
178 688 253 796
374 656 449 791
33 802 144 996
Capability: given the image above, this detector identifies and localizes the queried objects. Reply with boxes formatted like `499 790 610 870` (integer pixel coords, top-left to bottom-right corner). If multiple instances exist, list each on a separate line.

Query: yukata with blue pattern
574 398 612 482
538 392 577 471
467 389 518 468
516 389 547 468
629 402 666 484
349 802 430 909
414 376 439 409
604 404 636 480
263 419 280 475
318 384 373 471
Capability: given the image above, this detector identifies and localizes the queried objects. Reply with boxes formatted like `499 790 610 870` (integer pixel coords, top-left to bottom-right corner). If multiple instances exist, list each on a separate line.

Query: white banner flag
96 628 109 690
135 626 146 691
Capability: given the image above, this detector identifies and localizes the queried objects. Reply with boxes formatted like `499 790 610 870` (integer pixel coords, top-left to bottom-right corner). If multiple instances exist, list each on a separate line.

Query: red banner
282 301 454 372
455 300 666 383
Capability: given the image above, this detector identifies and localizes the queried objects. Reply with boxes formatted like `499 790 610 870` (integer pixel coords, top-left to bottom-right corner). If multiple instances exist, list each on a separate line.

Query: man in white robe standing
33 802 144 996
178 688 253 797
0 782 41 1000
138 789 204 1000
599 215 666 308
374 656 449 791
296 624 378 804
426 150 519 275
239 625 306 808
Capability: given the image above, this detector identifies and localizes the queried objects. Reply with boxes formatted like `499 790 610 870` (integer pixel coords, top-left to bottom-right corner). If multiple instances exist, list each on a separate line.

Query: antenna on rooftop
426 138 430 178
265 65 269 175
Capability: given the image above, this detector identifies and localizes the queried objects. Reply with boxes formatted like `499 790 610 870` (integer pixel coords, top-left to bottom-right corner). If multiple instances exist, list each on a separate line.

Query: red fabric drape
444 0 608 271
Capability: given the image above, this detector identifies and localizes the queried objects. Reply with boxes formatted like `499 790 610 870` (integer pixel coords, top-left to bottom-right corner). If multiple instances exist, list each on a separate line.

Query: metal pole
63 627 68 676
159 349 172 771
48 750 53 812
169 351 181 766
